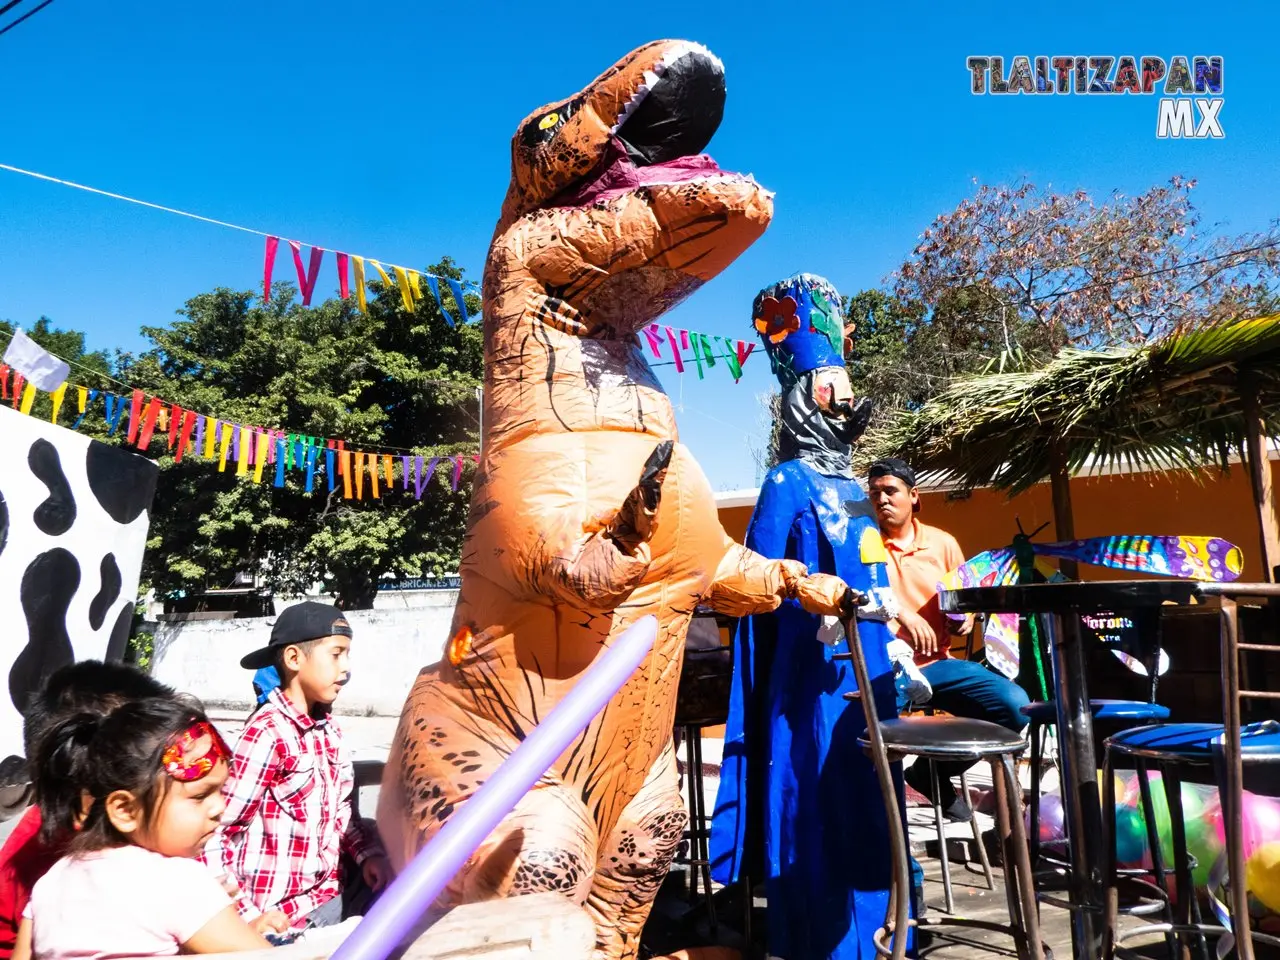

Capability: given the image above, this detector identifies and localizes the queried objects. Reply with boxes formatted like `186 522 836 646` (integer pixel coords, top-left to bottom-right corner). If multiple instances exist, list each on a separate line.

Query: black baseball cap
867 457 918 488
867 457 922 512
239 601 354 670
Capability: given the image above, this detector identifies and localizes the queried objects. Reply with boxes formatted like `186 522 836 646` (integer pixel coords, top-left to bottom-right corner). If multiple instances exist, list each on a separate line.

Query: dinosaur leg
451 781 600 904
378 685 599 915
587 739 689 960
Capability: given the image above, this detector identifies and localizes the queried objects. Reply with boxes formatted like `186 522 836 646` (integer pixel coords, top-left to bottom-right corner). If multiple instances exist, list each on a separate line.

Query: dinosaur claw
605 442 674 553
639 441 674 510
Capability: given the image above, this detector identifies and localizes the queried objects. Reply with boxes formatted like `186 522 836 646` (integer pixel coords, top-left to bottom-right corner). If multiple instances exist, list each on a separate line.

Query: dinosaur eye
520 96 582 148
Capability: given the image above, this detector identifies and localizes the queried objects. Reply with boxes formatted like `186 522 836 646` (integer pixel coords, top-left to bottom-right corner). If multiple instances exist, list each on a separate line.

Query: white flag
4 329 70 392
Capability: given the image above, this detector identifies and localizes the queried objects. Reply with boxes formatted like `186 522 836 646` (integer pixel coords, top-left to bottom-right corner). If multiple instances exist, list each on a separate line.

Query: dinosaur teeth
611 43 722 133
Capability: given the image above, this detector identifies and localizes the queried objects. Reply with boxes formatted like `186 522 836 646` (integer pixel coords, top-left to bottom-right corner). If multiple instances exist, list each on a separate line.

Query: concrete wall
151 591 459 716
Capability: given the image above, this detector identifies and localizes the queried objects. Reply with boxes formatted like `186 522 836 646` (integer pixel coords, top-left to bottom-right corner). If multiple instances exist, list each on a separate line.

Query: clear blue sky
2 1 1276 490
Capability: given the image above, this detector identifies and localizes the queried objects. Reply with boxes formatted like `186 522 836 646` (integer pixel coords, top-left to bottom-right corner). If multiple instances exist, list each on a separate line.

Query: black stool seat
1107 720 1280 762
1021 699 1171 724
850 710 1026 759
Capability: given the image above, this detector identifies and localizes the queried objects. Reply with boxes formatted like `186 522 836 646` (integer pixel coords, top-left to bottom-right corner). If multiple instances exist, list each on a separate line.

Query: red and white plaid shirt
201 689 383 928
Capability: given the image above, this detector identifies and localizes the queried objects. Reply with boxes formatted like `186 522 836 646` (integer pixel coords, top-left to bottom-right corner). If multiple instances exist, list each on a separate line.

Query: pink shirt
25 845 231 959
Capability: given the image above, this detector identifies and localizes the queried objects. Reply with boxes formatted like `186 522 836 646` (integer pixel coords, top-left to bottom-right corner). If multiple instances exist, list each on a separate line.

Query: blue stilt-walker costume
710 273 908 960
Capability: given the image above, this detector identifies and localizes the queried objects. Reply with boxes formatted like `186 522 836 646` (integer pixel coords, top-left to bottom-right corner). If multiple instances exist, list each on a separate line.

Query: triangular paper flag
263 236 279 304
394 266 416 313
336 252 350 300
643 324 664 359
126 389 144 444
136 397 162 450
352 256 368 314
414 456 439 499
288 240 325 306
446 279 472 324
253 431 270 483
167 404 181 449
424 275 455 327
49 383 67 423
664 327 685 373
175 410 196 463
72 389 99 430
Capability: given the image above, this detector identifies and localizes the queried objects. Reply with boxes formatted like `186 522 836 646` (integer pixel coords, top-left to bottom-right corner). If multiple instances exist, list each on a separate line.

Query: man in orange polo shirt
868 458 1030 821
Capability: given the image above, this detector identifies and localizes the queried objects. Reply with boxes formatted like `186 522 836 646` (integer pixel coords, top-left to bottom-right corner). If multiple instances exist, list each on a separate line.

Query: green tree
119 258 482 609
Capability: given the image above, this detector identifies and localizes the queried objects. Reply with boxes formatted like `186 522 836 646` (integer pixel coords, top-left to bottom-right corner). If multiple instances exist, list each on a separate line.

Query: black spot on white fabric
9 549 79 714
88 554 122 631
85 442 158 525
0 490 8 559
29 440 76 536
105 602 134 665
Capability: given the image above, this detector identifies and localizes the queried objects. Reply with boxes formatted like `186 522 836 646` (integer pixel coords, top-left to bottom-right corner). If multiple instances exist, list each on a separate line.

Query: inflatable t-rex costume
378 40 854 959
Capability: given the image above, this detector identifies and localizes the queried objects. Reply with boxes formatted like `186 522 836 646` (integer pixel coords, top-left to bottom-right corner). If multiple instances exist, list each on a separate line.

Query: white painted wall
150 591 459 716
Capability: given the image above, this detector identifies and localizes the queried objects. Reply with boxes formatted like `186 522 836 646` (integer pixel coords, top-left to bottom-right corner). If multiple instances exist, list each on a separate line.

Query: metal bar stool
1024 606 1173 877
839 612 1046 960
672 615 736 940
908 757 994 914
1025 699 1170 874
908 620 996 915
1100 585 1280 960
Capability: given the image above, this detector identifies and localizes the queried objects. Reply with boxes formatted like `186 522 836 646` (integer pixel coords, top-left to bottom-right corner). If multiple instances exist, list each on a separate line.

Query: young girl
14 697 272 959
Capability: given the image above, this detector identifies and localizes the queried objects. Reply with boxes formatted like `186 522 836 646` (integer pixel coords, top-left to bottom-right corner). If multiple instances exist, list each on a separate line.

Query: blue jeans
896 658 1030 797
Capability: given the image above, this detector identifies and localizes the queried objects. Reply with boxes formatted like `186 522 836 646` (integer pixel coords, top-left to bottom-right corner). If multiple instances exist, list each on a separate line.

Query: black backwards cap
239 601 354 670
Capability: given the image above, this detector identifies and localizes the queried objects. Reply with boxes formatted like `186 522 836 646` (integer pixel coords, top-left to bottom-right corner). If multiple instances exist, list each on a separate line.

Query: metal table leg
1045 611 1104 960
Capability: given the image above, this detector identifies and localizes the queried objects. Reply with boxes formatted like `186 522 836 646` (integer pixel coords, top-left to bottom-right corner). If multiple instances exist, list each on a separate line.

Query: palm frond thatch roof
867 313 1280 493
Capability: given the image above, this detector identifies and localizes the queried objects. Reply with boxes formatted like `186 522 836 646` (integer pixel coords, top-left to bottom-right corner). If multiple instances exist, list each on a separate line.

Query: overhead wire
0 161 481 290
0 0 54 37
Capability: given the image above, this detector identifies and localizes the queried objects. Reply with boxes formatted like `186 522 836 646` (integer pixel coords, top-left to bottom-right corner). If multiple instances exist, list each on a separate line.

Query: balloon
1096 769 1128 804
1185 799 1224 887
1246 842 1280 914
330 616 658 960
1216 791 1280 860
1115 806 1149 865
1027 792 1067 845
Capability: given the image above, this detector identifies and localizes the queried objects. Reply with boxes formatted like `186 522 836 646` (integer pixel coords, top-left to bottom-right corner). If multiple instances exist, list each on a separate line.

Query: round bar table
939 579 1201 960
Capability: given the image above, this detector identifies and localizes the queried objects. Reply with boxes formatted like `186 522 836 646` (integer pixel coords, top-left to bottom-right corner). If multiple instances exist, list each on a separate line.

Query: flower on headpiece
161 721 230 783
754 296 800 344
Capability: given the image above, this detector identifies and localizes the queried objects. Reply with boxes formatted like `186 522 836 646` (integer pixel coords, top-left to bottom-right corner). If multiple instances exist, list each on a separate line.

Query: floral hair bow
161 721 231 782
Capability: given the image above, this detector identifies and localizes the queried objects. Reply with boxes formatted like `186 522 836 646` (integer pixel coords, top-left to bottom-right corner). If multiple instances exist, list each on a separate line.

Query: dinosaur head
493 40 772 332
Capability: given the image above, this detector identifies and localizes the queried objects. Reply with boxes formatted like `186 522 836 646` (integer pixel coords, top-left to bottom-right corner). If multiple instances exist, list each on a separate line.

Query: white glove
856 586 899 623
815 586 899 646
887 639 933 705
816 616 845 647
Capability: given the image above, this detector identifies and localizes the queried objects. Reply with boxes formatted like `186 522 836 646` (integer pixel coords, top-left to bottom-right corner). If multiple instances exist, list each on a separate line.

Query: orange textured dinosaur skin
378 41 851 959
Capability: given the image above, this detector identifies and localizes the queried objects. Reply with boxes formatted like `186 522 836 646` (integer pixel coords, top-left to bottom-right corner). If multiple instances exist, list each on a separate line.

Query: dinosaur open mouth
549 42 761 209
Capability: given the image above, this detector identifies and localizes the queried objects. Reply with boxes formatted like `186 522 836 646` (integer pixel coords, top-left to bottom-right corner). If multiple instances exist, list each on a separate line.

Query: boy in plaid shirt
203 602 390 933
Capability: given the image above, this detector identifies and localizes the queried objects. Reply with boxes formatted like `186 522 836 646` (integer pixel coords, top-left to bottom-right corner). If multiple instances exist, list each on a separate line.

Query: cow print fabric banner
0 405 157 761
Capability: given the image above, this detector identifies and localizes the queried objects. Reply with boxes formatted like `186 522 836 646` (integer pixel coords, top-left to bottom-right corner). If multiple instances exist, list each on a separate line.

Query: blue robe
710 459 904 960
